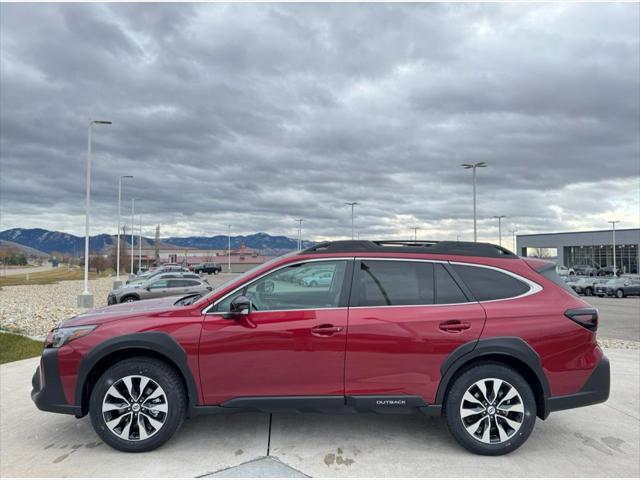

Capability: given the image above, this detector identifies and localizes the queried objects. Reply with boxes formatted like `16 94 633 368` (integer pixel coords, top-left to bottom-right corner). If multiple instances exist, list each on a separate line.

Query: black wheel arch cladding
76 332 199 415
436 337 550 406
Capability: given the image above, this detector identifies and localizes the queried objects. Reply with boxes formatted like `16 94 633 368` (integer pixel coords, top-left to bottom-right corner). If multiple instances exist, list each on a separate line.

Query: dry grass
0 267 110 287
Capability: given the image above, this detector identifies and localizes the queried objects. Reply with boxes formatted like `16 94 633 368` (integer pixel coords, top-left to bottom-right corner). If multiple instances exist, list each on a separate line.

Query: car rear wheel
121 296 138 303
585 287 593 296
444 363 536 456
616 289 625 298
89 357 186 452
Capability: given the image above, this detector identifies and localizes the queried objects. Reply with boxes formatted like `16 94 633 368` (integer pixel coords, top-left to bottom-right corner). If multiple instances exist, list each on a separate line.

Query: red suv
32 240 609 455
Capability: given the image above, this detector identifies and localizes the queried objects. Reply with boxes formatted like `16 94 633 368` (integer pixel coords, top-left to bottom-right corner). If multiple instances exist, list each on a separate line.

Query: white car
556 265 575 276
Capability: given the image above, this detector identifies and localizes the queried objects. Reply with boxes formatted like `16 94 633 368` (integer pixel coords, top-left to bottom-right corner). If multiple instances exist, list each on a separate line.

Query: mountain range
0 228 313 256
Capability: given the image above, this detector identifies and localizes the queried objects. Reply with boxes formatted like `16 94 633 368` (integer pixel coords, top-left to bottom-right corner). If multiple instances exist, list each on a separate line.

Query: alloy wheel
459 377 524 444
102 375 168 441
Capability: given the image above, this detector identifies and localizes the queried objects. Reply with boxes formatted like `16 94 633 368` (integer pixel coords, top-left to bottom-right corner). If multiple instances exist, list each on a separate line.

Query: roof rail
302 240 517 258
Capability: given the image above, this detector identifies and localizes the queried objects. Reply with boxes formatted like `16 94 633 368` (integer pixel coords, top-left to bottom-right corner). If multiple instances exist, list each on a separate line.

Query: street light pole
344 202 359 240
493 215 506 246
295 219 303 250
411 226 419 241
227 224 232 273
511 227 518 253
461 162 488 242
609 220 620 273
138 214 142 273
130 198 138 275
115 175 133 288
78 120 111 308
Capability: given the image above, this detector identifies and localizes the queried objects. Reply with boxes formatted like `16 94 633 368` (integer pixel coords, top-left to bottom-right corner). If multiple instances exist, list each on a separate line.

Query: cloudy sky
1 2 639 245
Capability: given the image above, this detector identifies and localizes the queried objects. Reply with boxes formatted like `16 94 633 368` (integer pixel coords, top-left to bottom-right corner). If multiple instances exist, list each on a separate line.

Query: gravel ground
0 276 114 337
1 274 638 350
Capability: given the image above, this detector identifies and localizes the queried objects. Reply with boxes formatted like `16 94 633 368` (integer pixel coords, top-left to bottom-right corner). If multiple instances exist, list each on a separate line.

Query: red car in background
32 240 609 455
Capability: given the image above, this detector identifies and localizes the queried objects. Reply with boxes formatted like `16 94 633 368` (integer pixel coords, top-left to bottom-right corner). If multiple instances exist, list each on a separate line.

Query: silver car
123 270 200 288
108 276 211 304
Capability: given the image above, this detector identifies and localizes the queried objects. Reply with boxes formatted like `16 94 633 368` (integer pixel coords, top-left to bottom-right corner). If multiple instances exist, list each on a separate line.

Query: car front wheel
616 289 625 298
89 357 186 452
444 363 536 456
585 287 593 296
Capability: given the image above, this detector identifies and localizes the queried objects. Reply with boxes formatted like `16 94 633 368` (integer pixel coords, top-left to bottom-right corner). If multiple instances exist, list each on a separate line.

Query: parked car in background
302 271 334 287
572 264 598 276
570 277 607 296
596 265 621 277
594 277 640 298
33 240 609 456
563 276 581 289
124 271 202 288
109 277 211 304
192 262 222 275
126 265 190 284
556 265 575 276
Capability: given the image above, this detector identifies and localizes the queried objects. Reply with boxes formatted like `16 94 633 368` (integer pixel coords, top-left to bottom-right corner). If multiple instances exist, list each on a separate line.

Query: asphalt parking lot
586 296 640 342
1 348 638 478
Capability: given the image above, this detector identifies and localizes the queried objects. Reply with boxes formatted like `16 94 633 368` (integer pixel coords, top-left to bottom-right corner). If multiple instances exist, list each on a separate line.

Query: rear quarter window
452 264 531 301
535 264 579 296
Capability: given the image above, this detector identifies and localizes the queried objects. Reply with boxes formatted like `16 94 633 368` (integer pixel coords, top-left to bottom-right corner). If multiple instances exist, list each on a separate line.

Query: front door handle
311 324 343 337
439 320 471 333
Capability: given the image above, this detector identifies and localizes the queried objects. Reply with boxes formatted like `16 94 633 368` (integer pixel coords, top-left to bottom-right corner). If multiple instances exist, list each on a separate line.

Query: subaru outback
31 240 609 455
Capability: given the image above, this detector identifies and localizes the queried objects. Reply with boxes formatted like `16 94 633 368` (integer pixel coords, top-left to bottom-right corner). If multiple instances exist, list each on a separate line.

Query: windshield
194 251 297 304
604 279 622 285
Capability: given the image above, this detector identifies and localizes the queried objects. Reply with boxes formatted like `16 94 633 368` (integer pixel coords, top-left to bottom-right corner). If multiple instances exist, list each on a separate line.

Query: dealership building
516 228 640 274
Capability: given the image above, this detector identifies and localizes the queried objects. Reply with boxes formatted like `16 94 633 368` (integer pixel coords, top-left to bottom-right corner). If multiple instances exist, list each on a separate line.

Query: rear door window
354 260 434 306
452 264 531 301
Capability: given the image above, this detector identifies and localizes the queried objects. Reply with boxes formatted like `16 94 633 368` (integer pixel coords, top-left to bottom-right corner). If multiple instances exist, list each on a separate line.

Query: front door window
216 260 348 312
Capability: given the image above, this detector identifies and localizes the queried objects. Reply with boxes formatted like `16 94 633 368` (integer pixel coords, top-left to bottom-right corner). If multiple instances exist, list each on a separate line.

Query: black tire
310 281 318 287
585 287 593 296
89 357 186 452
616 289 625 298
120 295 138 303
444 363 536 456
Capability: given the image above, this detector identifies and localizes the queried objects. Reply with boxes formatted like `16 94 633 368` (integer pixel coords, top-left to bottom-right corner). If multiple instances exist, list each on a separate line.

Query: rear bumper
31 348 82 416
544 354 610 418
107 294 117 305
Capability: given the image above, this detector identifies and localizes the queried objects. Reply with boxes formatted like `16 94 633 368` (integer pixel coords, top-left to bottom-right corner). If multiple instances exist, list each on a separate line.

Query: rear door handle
439 320 471 333
311 324 343 337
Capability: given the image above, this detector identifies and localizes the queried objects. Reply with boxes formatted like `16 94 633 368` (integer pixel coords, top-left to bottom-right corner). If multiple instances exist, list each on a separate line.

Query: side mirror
145 286 151 291
230 295 252 316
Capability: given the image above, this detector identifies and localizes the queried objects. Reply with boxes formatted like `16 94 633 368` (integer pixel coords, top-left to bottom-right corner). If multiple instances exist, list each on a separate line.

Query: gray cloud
1 2 638 244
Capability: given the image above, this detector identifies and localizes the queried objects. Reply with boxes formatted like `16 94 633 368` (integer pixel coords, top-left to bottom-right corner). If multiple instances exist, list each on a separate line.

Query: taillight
565 307 598 331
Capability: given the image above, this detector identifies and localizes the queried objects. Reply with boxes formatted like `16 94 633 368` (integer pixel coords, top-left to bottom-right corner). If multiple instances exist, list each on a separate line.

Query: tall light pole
493 215 506 246
78 119 112 308
461 162 488 242
511 227 518 254
295 219 303 250
345 202 359 240
130 198 139 275
411 226 419 241
138 214 143 273
609 220 620 273
115 175 133 288
227 224 232 273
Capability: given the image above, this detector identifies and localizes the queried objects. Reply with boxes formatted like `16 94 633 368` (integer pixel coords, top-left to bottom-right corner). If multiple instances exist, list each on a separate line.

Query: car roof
302 240 517 259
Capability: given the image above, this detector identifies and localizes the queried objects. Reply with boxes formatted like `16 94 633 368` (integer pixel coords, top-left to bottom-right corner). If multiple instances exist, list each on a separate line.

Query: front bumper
544 354 610 418
31 348 82 416
107 293 117 305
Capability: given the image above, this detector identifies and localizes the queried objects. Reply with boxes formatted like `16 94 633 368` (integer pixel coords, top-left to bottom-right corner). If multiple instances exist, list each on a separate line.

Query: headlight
45 325 96 348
